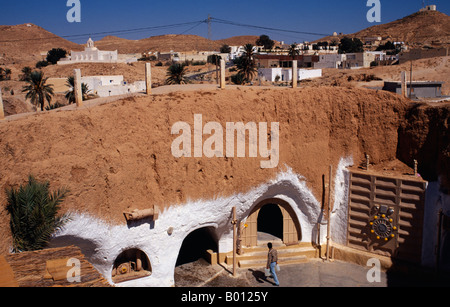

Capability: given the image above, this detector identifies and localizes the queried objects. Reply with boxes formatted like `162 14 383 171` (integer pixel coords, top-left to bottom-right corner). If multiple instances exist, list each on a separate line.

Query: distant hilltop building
420 4 437 12
58 38 137 65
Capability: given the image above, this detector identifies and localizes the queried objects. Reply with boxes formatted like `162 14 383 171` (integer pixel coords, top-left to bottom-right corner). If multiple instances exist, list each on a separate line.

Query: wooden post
232 206 237 276
0 87 4 120
326 165 332 261
74 69 83 107
292 60 298 88
220 59 226 89
401 71 407 98
145 63 152 95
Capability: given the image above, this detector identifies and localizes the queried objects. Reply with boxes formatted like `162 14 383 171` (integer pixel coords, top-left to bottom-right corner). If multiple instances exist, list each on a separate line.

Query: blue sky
1 0 449 44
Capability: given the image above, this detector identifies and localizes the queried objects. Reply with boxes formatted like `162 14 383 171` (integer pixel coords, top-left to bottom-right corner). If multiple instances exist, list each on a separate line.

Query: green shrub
6 175 70 252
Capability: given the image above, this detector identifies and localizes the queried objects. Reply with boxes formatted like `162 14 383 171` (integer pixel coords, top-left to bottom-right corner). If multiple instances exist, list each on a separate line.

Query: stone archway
241 198 301 247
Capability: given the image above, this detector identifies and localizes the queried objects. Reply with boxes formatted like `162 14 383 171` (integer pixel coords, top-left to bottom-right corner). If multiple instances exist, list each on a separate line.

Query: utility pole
207 14 212 42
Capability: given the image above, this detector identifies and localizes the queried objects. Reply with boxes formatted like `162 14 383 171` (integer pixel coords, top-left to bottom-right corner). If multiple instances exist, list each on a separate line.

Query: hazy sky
1 0 449 44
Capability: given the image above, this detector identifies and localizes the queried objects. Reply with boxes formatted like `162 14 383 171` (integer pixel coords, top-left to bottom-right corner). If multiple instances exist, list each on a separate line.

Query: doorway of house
257 203 283 244
241 200 301 248
176 227 217 266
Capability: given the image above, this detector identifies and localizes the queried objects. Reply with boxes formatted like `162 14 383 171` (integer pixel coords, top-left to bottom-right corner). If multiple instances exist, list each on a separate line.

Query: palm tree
22 71 54 111
6 175 70 252
236 44 258 84
288 43 300 59
166 63 189 85
64 76 94 104
20 66 32 81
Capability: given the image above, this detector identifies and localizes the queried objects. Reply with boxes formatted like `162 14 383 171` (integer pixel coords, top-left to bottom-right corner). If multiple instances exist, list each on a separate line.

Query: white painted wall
51 164 355 287
259 68 322 82
80 76 145 97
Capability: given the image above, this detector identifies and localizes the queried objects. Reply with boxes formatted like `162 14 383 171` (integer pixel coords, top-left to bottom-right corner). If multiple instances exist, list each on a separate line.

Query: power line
211 17 331 37
0 16 331 45
0 20 207 43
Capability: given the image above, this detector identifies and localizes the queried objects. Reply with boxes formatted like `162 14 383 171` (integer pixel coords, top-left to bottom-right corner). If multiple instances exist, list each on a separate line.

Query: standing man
266 242 279 286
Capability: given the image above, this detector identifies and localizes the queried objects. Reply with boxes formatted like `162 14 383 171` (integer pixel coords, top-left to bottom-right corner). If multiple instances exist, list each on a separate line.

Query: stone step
225 243 319 268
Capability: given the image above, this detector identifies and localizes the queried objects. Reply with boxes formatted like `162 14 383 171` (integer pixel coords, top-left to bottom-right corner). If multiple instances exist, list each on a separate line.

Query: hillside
0 23 83 64
0 22 263 63
95 34 262 54
353 10 450 47
317 10 450 47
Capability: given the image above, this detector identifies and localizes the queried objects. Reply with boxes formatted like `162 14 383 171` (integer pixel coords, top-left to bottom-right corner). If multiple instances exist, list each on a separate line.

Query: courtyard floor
175 258 450 287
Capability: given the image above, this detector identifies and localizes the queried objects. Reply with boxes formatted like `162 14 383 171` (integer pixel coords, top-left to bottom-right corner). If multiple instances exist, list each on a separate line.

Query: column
292 60 298 88
145 63 152 95
74 69 83 107
220 59 226 89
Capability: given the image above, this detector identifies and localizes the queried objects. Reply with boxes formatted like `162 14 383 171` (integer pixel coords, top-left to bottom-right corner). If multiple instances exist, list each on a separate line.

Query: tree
46 48 67 65
64 76 94 104
165 63 189 85
256 35 275 51
376 41 396 51
22 71 54 111
235 44 258 84
220 44 231 53
288 43 300 59
3 68 11 80
20 66 32 81
0 67 11 81
6 175 70 252
338 37 364 54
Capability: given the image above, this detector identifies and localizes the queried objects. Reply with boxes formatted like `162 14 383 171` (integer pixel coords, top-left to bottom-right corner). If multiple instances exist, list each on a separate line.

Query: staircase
225 242 320 268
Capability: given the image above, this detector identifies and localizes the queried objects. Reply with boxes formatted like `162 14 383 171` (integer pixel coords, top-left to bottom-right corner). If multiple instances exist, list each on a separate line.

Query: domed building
58 37 118 64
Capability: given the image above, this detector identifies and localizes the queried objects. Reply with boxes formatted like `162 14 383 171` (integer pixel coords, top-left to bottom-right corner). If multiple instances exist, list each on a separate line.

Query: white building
58 38 138 65
314 54 347 69
81 75 145 97
259 68 322 82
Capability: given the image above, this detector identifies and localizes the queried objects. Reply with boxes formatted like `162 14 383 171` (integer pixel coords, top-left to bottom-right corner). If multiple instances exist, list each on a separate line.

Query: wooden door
241 208 259 247
280 206 299 245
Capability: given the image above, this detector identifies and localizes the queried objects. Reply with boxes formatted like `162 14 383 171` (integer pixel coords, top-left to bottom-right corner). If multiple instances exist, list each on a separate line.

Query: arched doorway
241 199 301 247
176 227 218 266
257 204 283 243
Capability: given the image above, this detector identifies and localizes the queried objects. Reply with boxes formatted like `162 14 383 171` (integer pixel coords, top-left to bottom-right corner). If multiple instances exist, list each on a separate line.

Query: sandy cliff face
397 102 450 192
0 86 409 253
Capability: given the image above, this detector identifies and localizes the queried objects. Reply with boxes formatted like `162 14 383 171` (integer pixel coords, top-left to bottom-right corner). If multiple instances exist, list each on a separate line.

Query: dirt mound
0 86 411 253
